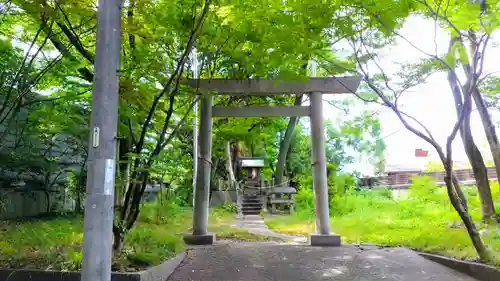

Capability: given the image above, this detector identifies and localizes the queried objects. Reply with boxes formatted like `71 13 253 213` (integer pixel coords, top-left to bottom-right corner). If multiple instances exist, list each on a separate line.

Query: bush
294 188 315 216
328 172 356 196
218 201 238 213
357 187 393 199
408 175 439 202
139 196 183 225
295 172 363 216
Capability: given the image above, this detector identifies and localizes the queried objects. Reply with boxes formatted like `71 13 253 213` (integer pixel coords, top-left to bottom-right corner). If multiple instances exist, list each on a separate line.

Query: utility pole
192 49 199 207
81 1 121 281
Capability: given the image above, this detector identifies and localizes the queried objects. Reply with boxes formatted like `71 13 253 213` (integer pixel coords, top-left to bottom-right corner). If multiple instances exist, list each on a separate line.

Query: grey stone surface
167 243 480 281
419 252 500 281
309 233 341 246
183 233 216 245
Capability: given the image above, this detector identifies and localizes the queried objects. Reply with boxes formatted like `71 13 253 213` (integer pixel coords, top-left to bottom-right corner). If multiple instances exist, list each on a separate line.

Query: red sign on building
415 149 429 157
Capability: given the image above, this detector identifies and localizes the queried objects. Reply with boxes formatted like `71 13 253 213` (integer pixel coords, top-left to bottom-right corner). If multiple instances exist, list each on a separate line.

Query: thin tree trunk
113 226 125 252
117 138 132 208
275 94 303 185
443 172 493 262
227 141 243 216
232 142 242 181
448 71 496 221
225 141 236 187
472 86 500 189
211 157 221 183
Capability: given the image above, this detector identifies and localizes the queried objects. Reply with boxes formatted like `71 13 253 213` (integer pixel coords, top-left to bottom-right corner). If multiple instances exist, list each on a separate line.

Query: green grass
0 201 192 272
0 216 85 271
266 183 500 265
0 201 272 272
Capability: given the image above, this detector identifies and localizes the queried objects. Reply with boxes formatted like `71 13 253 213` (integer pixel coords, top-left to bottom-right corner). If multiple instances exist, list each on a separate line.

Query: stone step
243 198 262 202
241 206 262 210
242 202 262 207
242 210 261 215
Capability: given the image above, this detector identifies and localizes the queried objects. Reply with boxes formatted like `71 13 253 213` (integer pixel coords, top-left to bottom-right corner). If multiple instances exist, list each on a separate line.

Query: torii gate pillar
308 92 340 246
183 95 215 245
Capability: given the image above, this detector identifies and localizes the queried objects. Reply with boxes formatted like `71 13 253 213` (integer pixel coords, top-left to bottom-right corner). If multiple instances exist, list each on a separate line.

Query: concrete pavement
167 243 479 281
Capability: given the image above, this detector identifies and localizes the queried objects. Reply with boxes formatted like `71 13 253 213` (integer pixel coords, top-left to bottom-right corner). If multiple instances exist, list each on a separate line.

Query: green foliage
118 200 189 270
294 188 315 216
294 171 358 216
214 201 238 214
423 161 445 172
328 172 356 197
287 110 385 185
408 176 439 202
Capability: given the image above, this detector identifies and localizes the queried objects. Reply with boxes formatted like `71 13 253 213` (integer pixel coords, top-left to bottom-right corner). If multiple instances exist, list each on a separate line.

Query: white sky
325 16 500 175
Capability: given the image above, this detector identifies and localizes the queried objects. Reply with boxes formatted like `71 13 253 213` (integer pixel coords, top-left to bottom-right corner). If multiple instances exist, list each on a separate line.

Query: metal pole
81 1 121 281
192 50 199 207
310 91 331 235
192 95 213 235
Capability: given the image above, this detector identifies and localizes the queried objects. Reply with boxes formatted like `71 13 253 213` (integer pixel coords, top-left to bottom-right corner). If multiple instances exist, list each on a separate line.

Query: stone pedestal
183 233 216 245
308 233 341 246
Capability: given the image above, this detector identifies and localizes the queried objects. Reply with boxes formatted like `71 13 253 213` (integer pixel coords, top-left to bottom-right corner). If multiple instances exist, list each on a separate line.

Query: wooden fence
360 167 498 189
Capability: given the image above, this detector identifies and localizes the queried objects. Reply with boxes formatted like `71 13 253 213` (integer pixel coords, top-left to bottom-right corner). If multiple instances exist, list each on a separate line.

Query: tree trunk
211 157 221 183
472 86 500 190
443 172 493 262
117 138 132 208
275 94 303 185
232 142 242 181
225 141 236 187
75 191 82 213
122 157 131 205
113 227 125 252
448 71 496 221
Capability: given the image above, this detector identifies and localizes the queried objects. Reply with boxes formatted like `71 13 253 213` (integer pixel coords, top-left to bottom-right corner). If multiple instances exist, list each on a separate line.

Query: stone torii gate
182 77 361 246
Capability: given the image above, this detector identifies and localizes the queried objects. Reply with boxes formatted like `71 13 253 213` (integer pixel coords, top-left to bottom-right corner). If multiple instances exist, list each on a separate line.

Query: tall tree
275 94 303 185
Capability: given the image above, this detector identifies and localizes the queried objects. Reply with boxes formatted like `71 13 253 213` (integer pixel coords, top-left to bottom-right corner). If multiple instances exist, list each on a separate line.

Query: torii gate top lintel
182 76 362 95
182 76 361 118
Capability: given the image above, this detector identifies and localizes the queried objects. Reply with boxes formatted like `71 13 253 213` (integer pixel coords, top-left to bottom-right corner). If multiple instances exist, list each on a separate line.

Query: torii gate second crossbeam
182 77 362 247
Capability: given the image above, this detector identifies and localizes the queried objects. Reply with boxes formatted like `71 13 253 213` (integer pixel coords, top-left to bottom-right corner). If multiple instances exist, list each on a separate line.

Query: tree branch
127 118 137 147
0 22 45 120
135 0 211 156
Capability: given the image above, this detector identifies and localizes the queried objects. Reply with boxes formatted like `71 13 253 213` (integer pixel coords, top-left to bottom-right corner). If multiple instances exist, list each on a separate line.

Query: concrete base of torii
308 233 342 246
183 233 216 245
